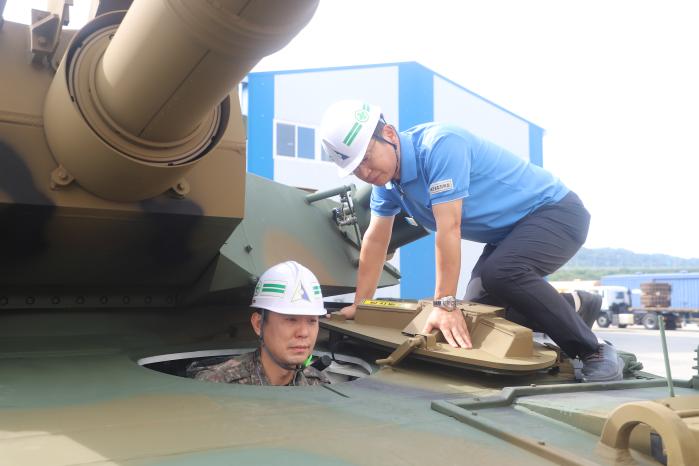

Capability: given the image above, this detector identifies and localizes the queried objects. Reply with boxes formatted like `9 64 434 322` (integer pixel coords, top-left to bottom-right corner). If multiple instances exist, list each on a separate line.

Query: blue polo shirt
370 123 569 244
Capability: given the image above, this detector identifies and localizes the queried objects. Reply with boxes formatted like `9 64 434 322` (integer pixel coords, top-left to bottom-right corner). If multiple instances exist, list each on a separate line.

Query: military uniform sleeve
425 134 470 206
300 366 330 386
192 357 249 384
369 185 401 217
194 367 228 383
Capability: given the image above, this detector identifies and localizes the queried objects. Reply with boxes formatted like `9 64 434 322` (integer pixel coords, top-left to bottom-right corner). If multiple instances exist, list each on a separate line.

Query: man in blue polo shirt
319 99 622 382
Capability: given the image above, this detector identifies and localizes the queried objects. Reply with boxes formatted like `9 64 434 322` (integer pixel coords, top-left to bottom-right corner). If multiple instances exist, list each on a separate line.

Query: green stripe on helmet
262 284 285 290
343 123 362 146
342 122 360 145
262 283 285 289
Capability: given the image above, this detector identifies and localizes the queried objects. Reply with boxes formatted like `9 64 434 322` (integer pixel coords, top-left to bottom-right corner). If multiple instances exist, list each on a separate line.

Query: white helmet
320 100 382 176
251 261 326 316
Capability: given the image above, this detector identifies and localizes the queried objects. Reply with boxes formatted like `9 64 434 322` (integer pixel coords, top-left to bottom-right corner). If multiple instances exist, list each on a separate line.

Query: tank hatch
322 299 558 374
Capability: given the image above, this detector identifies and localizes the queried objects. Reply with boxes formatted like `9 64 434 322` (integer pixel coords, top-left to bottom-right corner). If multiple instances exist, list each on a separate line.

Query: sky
5 1 699 258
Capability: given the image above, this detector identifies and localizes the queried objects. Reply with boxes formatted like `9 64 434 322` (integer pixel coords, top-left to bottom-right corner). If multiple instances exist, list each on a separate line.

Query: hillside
547 247 699 281
565 247 699 269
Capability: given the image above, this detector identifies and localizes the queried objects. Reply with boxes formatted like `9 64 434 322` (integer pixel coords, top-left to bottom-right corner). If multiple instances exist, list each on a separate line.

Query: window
276 123 295 157
297 127 315 159
275 121 323 161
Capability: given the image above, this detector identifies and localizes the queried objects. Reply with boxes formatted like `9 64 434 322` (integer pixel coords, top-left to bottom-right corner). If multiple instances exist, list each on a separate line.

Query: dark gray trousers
464 192 599 358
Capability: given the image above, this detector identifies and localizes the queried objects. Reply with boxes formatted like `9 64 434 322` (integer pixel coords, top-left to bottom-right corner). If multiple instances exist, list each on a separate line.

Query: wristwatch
433 295 458 312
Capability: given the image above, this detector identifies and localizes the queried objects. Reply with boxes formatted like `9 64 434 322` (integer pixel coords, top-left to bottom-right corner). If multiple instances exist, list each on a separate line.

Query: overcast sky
6 1 699 258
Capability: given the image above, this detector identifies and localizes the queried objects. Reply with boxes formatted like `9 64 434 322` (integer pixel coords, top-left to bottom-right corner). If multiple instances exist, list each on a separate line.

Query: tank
1 2 698 465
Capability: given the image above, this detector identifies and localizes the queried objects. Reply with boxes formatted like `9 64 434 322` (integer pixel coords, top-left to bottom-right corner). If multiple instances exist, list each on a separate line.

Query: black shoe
575 290 602 328
581 343 624 382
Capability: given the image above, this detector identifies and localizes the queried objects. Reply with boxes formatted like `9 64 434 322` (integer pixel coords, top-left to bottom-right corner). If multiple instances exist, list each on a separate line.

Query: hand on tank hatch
337 303 357 319
422 307 472 349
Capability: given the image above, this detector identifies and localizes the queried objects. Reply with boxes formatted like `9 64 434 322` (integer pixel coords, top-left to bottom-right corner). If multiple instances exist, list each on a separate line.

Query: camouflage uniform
187 349 329 386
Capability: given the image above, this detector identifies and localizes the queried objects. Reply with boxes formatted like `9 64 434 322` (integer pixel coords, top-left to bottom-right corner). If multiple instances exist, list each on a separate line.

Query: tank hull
1 308 696 465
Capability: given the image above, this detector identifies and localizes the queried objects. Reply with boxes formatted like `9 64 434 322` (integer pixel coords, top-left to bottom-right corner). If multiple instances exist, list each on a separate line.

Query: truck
629 306 699 330
594 282 699 330
547 282 637 329
591 285 635 328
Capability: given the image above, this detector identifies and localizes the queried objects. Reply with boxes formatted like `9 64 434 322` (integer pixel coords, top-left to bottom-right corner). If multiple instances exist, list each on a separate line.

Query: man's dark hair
372 114 387 139
372 114 397 151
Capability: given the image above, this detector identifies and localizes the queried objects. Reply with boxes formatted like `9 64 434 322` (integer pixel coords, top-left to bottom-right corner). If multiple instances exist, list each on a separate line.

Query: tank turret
0 0 396 307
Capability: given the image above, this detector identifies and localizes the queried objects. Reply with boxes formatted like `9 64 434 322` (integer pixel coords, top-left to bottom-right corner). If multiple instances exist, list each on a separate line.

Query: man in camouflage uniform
189 347 327 386
189 261 329 386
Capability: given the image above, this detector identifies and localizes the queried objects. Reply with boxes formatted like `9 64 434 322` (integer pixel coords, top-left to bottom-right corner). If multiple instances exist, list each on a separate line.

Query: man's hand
337 304 357 319
422 307 472 348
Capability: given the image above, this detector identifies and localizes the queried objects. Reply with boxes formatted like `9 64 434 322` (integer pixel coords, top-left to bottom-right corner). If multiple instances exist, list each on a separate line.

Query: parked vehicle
595 282 699 330
590 285 634 328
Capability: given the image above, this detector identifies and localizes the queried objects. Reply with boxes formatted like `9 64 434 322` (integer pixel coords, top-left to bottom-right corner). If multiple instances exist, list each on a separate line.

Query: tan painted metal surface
0 1 321 294
599 395 699 465
325 299 558 372
43 0 317 201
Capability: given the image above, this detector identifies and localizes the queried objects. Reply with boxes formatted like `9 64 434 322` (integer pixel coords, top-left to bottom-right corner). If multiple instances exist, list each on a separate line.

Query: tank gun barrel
43 0 319 201
95 0 317 143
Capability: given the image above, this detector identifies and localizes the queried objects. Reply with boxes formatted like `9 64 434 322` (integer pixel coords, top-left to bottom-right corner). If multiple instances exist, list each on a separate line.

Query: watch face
434 297 457 310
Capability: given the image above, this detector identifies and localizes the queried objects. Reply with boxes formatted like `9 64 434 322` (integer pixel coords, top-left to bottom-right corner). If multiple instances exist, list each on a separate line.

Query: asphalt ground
594 325 699 380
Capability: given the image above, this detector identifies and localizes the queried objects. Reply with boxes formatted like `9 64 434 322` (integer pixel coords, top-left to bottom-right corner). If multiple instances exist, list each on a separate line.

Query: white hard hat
320 100 382 176
251 261 326 316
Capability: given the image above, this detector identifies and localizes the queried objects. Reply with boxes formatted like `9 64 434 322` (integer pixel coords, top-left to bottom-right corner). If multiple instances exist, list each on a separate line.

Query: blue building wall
247 73 274 179
601 273 699 308
397 63 435 299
